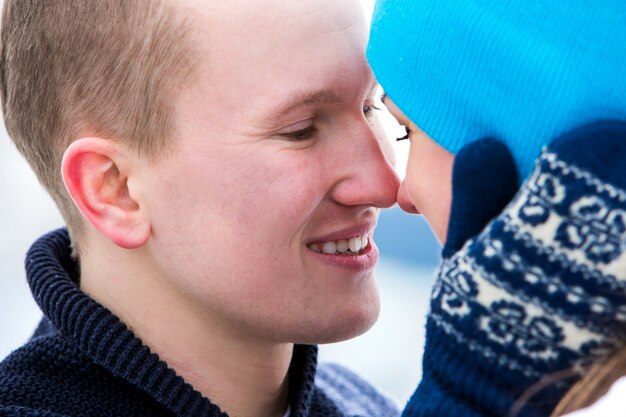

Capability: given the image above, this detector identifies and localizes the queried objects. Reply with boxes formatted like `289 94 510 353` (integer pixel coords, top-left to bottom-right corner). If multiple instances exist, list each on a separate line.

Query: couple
1 0 625 416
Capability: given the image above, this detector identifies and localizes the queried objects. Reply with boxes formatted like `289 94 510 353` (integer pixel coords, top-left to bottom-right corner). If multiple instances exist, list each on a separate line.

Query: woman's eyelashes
376 91 412 141
396 126 411 141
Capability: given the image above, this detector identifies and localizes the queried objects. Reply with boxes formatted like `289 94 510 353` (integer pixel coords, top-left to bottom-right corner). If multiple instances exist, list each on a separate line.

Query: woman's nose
397 180 419 214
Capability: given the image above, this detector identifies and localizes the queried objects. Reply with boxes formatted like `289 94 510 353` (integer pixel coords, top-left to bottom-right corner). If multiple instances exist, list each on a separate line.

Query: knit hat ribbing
367 0 626 179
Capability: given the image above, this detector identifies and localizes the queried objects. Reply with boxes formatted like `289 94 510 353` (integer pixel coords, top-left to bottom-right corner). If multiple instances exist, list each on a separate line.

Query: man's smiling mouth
307 235 369 255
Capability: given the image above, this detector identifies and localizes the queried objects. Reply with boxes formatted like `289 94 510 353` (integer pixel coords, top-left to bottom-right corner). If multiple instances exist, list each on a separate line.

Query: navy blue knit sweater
0 230 398 417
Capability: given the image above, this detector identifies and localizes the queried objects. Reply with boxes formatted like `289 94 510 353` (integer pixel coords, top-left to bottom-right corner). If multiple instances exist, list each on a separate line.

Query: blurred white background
0 0 438 407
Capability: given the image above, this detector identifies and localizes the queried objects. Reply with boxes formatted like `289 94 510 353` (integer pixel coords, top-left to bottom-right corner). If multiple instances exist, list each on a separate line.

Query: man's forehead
176 0 366 85
173 0 372 124
181 0 361 32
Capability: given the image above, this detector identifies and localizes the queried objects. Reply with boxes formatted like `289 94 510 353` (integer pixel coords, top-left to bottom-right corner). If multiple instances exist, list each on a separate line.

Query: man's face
137 0 399 344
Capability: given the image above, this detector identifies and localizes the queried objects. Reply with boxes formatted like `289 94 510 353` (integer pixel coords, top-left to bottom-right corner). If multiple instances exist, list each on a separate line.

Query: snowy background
0 0 441 407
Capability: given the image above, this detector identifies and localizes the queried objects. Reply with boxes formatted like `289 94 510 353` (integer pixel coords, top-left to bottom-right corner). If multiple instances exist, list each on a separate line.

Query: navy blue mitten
444 138 519 258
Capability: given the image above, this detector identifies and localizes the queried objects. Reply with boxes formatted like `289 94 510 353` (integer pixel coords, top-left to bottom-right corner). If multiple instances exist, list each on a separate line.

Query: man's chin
293 303 381 345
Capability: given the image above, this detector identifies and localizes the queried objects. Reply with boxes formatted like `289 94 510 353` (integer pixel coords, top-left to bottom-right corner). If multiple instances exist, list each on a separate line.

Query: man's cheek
381 138 397 169
372 121 397 169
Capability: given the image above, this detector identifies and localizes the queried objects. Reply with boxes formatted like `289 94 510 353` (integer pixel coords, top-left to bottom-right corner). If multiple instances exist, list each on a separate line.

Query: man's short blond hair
0 0 194 254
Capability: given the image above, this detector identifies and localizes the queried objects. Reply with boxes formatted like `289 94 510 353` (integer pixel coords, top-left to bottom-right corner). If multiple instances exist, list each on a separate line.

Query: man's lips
305 222 375 256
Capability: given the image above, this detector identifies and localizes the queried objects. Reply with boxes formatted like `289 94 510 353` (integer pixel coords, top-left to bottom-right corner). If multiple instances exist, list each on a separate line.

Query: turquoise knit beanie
367 0 626 179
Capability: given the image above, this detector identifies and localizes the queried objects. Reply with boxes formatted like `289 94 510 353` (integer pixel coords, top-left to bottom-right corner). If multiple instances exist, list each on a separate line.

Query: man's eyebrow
272 79 379 118
275 89 344 117
367 79 380 96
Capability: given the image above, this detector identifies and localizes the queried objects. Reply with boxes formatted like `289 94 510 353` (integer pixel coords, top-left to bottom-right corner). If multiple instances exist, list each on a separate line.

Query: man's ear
61 137 150 249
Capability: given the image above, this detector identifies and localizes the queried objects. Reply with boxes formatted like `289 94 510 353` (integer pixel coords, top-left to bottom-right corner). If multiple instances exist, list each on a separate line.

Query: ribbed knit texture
405 122 626 417
0 230 398 417
367 0 626 179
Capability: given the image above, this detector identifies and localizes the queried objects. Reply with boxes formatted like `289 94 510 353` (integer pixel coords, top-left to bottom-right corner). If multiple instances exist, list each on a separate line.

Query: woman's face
384 98 455 244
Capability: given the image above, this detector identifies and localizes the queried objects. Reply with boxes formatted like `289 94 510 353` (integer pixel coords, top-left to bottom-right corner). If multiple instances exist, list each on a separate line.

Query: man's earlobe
61 138 150 249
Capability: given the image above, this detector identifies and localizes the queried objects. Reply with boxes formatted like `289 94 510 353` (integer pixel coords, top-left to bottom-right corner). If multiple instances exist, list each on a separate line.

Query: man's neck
163 334 293 417
80 247 293 417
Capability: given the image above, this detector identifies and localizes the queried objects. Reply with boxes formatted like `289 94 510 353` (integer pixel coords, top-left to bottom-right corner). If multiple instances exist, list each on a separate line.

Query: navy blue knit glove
404 121 626 417
443 138 519 258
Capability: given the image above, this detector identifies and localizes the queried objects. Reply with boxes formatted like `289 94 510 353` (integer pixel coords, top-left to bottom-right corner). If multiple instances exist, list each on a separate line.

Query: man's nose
397 180 419 214
330 127 400 209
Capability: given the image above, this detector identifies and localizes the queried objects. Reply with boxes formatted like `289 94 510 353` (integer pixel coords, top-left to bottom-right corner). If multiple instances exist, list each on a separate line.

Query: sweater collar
26 228 318 417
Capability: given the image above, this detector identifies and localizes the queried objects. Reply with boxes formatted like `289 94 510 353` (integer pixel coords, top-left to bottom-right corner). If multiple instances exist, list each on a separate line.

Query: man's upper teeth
310 235 368 254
